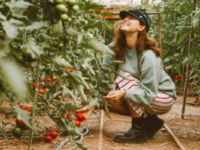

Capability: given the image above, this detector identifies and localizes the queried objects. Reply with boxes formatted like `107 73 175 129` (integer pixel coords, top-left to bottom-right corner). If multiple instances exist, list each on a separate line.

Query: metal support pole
181 0 196 118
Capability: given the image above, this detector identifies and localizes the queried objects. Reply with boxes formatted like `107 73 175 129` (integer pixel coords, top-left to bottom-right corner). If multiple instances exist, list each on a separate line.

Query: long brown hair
109 21 161 64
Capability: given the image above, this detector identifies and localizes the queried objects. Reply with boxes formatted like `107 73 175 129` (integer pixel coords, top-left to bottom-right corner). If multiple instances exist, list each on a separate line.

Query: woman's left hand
102 90 126 105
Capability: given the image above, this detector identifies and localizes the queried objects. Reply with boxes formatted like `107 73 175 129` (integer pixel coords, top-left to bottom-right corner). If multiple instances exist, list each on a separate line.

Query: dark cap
119 8 151 32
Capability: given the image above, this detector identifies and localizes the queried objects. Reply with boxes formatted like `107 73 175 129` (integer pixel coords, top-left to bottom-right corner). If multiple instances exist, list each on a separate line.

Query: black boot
113 115 147 144
144 115 164 139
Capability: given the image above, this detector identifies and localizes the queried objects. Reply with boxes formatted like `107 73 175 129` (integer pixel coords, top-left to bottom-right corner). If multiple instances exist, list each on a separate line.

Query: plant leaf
13 105 32 129
64 103 81 110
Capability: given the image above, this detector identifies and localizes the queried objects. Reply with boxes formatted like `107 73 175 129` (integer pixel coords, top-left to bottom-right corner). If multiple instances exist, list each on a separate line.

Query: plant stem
58 129 67 136
27 59 40 150
68 39 76 70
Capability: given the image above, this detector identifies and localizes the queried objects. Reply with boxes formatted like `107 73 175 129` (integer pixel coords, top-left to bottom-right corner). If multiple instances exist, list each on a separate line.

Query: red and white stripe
111 72 175 116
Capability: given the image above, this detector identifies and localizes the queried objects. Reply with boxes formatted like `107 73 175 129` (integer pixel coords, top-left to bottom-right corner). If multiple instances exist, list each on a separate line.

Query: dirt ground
0 94 200 150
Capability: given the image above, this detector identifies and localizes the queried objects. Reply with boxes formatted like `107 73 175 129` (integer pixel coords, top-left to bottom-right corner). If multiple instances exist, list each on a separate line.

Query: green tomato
68 0 75 5
65 83 70 88
72 5 79 11
12 126 23 138
58 43 64 48
24 61 32 68
54 0 63 4
53 41 58 46
68 17 72 22
41 96 47 101
16 53 25 63
55 4 68 13
60 14 69 21
22 49 32 60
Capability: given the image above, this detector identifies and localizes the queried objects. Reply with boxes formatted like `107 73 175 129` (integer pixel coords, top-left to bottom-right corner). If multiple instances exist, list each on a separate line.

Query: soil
0 94 200 150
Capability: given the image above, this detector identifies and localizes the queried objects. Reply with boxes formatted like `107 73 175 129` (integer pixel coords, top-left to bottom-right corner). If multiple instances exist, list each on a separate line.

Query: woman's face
120 14 145 33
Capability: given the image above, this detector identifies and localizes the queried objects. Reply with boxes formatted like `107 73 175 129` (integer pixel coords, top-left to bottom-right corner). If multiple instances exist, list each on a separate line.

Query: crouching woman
77 8 177 144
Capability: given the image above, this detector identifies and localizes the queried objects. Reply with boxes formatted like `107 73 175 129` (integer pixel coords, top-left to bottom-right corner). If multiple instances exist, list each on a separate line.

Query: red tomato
20 105 29 110
45 136 52 142
16 119 29 130
165 70 168 73
20 105 32 116
66 113 71 119
39 88 45 95
32 82 40 89
47 77 51 82
81 102 84 105
74 120 81 127
50 128 53 131
54 129 57 132
194 100 199 103
77 113 85 121
51 131 57 138
43 85 48 88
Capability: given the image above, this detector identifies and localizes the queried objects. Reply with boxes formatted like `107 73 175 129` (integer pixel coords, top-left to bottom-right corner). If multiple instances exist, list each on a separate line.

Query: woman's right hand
76 105 95 120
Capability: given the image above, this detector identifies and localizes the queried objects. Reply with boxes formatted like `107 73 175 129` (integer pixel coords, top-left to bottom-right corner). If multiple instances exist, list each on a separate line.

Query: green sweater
100 48 177 105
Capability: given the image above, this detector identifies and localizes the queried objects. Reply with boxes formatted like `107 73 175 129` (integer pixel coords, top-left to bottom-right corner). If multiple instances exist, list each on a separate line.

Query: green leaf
104 103 111 119
22 21 49 30
77 85 88 103
88 98 99 110
66 27 84 37
116 70 131 80
87 38 115 56
47 112 65 128
53 56 72 68
108 73 115 83
0 12 6 20
77 35 83 44
182 54 197 65
2 20 22 38
5 0 33 9
26 39 44 59
62 85 76 103
109 60 124 66
176 31 189 46
0 60 27 98
13 105 32 129
50 20 63 38
76 141 88 150
65 71 90 89
82 64 95 75
0 35 12 58
64 103 81 110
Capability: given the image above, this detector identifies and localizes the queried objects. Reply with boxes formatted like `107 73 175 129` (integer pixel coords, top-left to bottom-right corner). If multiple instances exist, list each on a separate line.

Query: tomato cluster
175 75 181 83
66 112 85 127
12 105 32 138
16 47 36 68
54 0 79 22
45 128 58 142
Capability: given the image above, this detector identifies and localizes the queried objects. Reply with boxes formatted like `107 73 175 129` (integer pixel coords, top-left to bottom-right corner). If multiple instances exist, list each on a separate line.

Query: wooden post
98 110 104 150
181 0 196 118
158 13 162 58
164 123 186 150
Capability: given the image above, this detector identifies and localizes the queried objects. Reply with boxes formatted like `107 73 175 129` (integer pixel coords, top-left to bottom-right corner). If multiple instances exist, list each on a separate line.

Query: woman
77 8 177 144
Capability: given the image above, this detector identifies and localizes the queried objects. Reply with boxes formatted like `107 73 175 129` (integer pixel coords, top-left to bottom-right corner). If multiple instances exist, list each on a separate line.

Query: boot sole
147 119 164 139
113 137 147 144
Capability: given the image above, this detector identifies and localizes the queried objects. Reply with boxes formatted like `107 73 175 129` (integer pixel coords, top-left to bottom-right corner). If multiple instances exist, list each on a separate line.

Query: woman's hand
76 105 95 120
102 90 126 105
